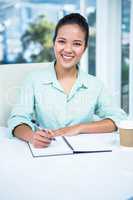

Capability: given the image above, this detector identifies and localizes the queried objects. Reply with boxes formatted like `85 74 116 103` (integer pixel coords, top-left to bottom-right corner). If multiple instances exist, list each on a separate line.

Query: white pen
34 123 56 141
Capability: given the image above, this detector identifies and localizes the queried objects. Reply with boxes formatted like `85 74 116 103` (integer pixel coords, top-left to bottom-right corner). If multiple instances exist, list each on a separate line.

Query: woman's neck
55 64 78 80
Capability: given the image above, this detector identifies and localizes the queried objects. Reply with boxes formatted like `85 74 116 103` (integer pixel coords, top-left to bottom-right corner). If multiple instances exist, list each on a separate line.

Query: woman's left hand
53 124 81 137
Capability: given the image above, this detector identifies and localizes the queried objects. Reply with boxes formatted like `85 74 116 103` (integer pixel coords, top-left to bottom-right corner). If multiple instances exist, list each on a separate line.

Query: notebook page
28 136 73 157
64 133 115 152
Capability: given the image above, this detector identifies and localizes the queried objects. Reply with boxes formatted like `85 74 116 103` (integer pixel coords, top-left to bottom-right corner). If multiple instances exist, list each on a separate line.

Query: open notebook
28 133 115 157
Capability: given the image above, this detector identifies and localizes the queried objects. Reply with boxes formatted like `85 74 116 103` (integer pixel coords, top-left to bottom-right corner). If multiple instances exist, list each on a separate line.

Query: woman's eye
73 43 82 46
58 40 65 44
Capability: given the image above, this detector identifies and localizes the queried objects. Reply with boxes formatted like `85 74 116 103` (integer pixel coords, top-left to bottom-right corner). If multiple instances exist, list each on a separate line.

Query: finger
47 129 56 137
33 140 50 148
42 129 55 139
36 130 56 140
53 130 64 137
34 133 52 143
36 131 51 139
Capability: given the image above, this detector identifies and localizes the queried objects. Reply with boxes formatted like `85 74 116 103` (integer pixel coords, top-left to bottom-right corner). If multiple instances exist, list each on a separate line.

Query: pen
34 123 56 141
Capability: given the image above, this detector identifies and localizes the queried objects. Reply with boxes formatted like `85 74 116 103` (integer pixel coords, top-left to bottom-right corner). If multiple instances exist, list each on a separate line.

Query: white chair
0 62 48 127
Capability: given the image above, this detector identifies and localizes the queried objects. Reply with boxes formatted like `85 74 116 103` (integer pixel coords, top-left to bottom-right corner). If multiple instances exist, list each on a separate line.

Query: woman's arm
13 124 53 148
53 119 117 137
13 124 34 142
79 119 117 133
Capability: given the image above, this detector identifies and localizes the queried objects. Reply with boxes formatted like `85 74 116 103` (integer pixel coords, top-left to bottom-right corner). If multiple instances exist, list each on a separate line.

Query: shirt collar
42 61 57 84
42 61 89 89
76 66 89 89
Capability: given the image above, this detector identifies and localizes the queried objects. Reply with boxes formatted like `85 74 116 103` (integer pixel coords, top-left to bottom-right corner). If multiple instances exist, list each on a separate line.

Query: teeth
62 55 73 59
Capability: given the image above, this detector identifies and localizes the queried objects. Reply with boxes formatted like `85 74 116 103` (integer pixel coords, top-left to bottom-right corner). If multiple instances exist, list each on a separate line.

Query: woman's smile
54 24 86 70
61 53 74 61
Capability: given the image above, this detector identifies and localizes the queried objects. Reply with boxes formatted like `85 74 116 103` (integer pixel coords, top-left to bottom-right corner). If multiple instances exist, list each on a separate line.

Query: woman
8 13 126 148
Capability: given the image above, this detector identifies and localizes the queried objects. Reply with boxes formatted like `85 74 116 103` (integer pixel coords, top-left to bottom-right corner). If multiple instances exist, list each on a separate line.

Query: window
121 0 131 113
0 1 76 64
87 1 96 76
0 0 96 68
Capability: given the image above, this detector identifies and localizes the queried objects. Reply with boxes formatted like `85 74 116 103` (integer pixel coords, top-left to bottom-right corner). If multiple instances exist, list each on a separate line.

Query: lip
61 54 74 61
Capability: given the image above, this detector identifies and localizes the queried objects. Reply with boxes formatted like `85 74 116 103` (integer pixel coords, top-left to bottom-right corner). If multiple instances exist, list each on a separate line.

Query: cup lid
118 120 133 129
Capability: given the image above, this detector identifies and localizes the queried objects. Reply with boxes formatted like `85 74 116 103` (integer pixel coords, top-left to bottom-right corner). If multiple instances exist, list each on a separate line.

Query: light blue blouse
8 62 127 137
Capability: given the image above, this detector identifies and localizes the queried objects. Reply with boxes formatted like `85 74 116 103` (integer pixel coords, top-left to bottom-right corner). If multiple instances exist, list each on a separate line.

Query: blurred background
0 0 132 117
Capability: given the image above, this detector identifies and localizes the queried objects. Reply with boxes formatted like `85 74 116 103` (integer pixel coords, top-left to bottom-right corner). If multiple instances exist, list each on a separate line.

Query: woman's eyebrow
56 37 84 43
56 37 66 40
73 39 84 42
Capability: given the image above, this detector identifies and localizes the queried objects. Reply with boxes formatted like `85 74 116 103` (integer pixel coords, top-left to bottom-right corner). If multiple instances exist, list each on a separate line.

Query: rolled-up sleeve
95 82 127 127
8 73 36 138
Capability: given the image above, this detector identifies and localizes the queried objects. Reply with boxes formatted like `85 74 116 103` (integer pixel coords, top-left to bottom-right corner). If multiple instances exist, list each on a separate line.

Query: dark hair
53 13 89 48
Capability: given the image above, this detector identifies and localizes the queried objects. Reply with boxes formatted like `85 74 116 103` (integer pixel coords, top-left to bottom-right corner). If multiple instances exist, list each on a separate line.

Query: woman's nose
64 43 73 52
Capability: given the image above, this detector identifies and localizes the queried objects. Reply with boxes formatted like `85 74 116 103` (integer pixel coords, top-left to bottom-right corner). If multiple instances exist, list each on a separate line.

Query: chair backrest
0 62 48 127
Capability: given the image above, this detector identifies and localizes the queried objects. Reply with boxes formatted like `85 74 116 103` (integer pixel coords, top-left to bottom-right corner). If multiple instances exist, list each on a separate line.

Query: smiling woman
8 13 127 148
53 13 88 93
54 24 85 71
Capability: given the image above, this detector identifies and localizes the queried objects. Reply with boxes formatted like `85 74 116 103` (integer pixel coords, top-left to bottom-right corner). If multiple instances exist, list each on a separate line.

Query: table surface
0 127 133 200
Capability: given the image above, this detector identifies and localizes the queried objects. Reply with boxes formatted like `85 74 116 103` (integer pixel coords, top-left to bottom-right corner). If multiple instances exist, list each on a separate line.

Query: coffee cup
118 120 133 147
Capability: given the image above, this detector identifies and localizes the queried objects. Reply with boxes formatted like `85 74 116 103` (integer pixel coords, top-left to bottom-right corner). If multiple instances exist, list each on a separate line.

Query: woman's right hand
30 130 53 148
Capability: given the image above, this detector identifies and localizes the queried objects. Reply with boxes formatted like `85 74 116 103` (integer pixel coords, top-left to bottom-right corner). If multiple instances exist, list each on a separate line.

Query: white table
0 127 133 200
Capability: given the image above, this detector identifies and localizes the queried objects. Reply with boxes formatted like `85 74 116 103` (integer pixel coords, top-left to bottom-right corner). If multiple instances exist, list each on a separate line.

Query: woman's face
54 24 86 70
